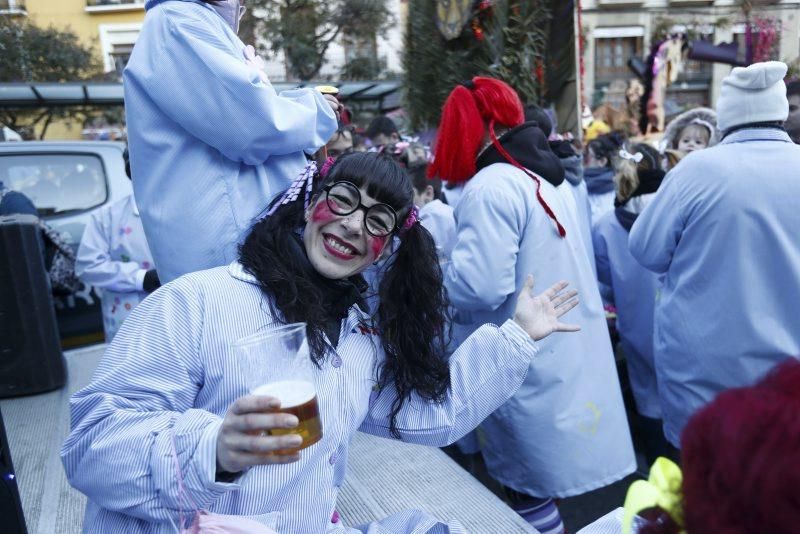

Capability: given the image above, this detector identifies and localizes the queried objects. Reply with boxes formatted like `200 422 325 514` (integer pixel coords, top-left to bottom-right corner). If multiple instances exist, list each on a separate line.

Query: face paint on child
311 197 389 260
310 202 338 225
367 234 388 260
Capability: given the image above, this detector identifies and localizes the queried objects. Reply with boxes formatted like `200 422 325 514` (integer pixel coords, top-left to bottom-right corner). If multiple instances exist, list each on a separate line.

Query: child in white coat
76 148 160 340
592 143 671 464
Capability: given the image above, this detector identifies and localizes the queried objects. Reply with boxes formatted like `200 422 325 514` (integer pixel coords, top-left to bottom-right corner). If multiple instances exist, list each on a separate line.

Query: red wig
679 358 800 533
428 77 524 184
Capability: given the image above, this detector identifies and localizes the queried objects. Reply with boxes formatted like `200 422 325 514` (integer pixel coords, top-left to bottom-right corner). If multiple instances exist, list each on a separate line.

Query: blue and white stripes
61 262 537 533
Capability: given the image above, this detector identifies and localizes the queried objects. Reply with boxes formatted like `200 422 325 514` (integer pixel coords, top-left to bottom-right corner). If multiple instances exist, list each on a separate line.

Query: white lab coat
76 195 154 341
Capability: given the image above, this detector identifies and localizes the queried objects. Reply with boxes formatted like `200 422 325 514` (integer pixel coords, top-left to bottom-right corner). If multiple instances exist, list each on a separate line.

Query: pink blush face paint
310 202 337 225
368 235 388 260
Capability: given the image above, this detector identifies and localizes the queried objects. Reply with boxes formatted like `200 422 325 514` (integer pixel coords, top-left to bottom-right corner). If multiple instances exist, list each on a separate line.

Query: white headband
619 149 643 163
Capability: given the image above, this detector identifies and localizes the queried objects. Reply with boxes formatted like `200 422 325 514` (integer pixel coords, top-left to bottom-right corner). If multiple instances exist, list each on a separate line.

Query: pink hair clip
399 205 419 236
320 156 336 178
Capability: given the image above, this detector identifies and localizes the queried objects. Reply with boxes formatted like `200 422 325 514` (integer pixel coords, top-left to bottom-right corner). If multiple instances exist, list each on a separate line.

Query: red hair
679 358 800 533
428 77 524 183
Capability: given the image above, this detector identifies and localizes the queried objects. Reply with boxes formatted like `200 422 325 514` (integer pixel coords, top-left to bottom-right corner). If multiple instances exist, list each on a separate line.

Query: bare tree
240 0 393 81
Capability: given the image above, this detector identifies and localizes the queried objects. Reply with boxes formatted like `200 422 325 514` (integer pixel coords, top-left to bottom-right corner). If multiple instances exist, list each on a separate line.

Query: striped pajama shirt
62 262 538 533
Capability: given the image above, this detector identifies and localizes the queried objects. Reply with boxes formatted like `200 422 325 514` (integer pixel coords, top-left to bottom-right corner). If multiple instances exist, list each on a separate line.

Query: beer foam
252 380 315 408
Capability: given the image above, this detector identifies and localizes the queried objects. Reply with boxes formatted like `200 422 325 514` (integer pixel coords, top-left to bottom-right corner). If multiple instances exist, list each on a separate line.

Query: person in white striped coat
61 152 582 533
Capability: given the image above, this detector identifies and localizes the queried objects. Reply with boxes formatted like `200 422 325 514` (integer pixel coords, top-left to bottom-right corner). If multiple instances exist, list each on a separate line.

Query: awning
0 83 125 107
0 80 403 111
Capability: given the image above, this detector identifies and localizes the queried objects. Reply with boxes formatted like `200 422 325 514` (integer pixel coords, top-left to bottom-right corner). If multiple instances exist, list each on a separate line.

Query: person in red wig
431 77 635 534
585 358 800 534
679 358 800 533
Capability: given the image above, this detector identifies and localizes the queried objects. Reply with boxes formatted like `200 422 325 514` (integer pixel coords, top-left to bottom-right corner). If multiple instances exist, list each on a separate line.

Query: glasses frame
323 181 398 237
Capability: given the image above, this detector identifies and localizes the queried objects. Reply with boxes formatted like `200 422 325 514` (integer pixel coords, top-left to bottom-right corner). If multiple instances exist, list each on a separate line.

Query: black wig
239 152 451 436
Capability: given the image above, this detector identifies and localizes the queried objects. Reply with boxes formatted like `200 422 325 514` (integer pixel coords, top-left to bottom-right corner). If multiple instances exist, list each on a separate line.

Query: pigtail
429 77 524 184
376 222 451 438
615 158 640 204
428 85 485 183
615 142 663 204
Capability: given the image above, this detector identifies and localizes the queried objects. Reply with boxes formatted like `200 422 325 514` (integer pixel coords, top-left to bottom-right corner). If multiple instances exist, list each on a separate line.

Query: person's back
447 127 635 498
593 143 670 463
630 61 800 447
593 210 660 420
124 0 336 283
551 139 595 275
630 131 800 445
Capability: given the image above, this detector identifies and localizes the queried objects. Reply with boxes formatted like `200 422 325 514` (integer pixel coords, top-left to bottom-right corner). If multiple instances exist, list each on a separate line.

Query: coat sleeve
60 277 238 524
76 204 148 292
358 320 536 446
419 203 456 259
135 6 337 165
628 169 687 274
444 181 524 311
592 220 613 290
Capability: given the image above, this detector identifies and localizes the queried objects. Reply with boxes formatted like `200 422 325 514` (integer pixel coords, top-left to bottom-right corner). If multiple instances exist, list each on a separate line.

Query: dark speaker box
0 215 66 398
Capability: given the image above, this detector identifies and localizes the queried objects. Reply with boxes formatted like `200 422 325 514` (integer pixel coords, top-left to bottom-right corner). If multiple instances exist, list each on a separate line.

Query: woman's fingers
551 289 578 308
231 394 280 415
553 296 580 318
542 280 569 301
222 431 303 454
227 411 299 433
554 321 581 332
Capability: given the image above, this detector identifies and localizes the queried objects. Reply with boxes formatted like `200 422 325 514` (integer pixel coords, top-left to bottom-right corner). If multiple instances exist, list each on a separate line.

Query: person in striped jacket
62 152 581 533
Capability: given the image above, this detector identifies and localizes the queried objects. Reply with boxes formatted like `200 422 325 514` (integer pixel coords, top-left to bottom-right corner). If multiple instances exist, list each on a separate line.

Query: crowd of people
4 0 798 533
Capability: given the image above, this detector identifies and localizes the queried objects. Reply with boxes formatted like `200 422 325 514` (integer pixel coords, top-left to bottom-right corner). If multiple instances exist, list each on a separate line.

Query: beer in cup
233 323 322 454
251 379 322 453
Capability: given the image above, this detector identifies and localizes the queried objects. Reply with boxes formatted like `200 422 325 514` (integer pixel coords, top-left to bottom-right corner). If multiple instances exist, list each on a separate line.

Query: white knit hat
716 61 789 133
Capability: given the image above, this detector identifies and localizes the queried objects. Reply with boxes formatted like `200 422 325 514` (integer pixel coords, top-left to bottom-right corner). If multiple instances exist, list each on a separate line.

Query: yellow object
315 85 340 95
584 120 611 143
622 457 686 534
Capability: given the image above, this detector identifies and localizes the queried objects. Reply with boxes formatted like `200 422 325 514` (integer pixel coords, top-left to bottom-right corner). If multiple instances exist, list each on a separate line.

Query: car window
0 153 108 216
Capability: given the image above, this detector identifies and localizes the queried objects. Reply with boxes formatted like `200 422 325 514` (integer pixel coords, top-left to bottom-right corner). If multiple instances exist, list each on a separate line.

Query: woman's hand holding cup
513 275 581 341
216 394 302 474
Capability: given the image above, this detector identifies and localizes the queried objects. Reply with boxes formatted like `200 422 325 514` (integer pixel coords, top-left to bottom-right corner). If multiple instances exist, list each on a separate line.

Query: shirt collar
720 128 792 145
227 261 259 284
226 261 372 321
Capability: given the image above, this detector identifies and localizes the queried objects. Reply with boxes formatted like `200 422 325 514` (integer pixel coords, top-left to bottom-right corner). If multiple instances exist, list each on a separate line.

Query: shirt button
332 355 342 368
329 452 338 465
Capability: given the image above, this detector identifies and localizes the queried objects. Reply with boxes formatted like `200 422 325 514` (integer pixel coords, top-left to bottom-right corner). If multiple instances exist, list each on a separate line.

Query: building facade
582 0 800 110
6 0 406 139
4 0 144 138
19 0 145 78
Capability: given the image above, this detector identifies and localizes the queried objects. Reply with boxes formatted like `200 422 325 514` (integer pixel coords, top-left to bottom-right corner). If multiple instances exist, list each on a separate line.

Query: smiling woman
62 150 583 533
240 152 432 389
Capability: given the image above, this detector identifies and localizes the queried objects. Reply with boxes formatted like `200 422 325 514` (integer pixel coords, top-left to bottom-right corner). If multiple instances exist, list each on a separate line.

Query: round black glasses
324 182 398 237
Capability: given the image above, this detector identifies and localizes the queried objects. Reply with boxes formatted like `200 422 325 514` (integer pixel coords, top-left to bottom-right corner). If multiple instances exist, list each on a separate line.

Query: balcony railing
0 0 26 13
86 0 143 7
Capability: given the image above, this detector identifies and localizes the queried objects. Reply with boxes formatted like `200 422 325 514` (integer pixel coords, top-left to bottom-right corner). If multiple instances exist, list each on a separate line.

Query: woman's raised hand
216 395 303 474
513 275 580 341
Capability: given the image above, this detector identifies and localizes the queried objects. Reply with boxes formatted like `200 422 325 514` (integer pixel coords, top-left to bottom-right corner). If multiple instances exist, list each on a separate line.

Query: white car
0 141 132 346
